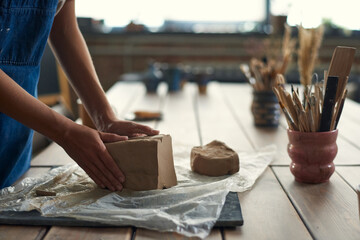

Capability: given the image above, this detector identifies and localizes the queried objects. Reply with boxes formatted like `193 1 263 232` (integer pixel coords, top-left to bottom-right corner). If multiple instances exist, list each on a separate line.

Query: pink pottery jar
287 129 338 184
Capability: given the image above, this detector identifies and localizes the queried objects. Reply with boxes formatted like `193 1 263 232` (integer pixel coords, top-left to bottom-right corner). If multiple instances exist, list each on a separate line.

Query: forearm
48 0 115 130
0 69 73 145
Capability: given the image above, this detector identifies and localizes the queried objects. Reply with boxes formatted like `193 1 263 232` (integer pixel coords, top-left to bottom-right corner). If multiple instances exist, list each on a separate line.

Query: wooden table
1 81 360 240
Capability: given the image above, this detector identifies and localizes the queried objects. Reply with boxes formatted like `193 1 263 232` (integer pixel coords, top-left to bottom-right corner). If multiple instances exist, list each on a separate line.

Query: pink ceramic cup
287 129 338 184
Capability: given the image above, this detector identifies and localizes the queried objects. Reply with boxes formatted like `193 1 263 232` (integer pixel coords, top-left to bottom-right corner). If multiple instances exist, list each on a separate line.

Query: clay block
191 140 239 176
105 134 177 191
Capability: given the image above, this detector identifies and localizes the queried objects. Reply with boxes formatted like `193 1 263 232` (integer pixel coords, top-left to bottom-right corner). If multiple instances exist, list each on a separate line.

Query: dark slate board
215 191 243 227
0 192 243 227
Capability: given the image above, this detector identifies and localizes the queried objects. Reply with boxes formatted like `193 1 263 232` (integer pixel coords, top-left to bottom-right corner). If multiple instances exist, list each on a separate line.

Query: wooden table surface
1 81 360 240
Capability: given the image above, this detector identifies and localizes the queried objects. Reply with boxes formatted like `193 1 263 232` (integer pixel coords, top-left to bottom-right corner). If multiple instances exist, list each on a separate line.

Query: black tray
0 192 243 227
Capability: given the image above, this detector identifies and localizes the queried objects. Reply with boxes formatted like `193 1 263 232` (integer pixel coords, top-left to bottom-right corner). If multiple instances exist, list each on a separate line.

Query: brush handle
319 76 339 132
334 91 347 129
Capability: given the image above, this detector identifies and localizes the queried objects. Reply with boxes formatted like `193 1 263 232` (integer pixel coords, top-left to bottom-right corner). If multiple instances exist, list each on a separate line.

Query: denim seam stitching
0 60 37 66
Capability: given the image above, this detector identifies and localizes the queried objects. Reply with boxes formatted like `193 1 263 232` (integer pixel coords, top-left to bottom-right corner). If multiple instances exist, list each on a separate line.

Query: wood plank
201 83 310 238
333 136 360 165
224 168 311 240
221 83 290 165
157 83 200 146
14 167 51 185
341 98 360 123
273 166 360 239
125 82 167 129
106 81 144 118
130 83 223 239
336 166 360 189
336 116 360 150
196 82 253 150
134 228 222 240
133 84 216 239
43 226 132 240
0 225 47 240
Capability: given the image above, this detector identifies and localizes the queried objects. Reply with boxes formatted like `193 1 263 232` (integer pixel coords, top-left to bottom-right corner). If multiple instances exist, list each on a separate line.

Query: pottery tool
241 24 295 91
326 46 356 103
273 44 356 132
125 110 162 121
273 79 320 132
332 89 347 130
240 64 259 91
35 189 57 197
319 76 339 132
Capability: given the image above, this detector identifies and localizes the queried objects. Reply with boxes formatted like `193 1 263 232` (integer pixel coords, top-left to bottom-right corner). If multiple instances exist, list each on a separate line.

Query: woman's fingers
60 127 127 191
77 162 105 188
99 151 125 183
98 132 126 183
104 120 159 137
83 159 119 191
100 132 128 143
130 122 159 135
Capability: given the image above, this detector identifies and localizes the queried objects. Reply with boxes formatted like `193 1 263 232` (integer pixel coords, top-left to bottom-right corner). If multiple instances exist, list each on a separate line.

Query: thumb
99 132 128 143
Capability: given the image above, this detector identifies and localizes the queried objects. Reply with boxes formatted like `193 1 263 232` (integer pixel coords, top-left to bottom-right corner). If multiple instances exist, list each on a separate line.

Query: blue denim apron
0 0 58 188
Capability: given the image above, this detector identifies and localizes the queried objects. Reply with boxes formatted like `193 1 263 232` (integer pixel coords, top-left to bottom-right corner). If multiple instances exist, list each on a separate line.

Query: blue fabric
0 0 58 188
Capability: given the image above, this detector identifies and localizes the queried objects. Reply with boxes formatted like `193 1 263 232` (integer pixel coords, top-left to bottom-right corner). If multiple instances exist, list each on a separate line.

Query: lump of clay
191 140 239 176
105 134 177 191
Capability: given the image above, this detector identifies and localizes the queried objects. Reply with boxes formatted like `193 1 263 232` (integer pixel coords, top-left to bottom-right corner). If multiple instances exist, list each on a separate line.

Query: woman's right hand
58 123 128 191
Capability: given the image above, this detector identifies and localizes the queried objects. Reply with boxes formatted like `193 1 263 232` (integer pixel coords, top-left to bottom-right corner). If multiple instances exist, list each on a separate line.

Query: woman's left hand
99 119 160 138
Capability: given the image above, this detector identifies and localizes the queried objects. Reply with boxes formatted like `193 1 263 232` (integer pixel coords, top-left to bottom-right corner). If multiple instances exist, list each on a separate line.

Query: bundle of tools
273 46 356 132
240 24 296 91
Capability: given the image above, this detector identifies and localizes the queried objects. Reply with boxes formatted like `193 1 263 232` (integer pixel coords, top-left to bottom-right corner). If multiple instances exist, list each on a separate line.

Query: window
75 0 266 33
273 0 360 30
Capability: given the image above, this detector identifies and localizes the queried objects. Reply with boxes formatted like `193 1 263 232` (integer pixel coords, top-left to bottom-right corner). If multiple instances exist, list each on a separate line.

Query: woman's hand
99 119 160 138
58 123 128 191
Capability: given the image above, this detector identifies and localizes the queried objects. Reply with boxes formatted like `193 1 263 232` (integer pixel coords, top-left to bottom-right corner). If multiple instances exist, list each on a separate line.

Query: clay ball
190 140 239 176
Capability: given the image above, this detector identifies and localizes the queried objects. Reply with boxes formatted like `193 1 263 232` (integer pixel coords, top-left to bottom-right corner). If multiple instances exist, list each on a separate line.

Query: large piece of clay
105 134 177 191
191 140 239 176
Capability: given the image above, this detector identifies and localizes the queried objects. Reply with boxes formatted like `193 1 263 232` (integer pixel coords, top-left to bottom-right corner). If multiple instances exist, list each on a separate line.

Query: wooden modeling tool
326 46 356 103
333 89 348 130
319 76 339 132
125 110 162 121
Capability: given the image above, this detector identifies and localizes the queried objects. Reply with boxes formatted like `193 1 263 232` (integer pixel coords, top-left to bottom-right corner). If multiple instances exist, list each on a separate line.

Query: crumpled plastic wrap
0 143 276 239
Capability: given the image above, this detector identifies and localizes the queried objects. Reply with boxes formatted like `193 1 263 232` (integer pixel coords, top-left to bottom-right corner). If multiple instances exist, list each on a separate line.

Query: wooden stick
326 46 356 103
319 76 339 132
332 89 348 130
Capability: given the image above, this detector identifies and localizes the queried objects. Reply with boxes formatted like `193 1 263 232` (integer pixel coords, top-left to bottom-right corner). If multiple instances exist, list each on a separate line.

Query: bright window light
75 0 265 28
273 0 360 30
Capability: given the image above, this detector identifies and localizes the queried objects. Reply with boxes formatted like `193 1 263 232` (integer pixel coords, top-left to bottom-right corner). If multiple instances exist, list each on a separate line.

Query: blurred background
38 0 360 121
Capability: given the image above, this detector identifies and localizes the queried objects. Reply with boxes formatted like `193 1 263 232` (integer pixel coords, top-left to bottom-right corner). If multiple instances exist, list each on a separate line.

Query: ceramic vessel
164 66 182 92
287 129 338 183
251 91 280 128
143 63 162 93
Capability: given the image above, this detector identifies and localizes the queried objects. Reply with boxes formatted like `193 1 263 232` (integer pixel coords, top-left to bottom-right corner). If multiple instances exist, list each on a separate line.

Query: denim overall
0 0 58 188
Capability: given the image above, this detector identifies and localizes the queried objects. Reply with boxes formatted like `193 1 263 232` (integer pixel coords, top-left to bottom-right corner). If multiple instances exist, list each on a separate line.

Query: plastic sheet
0 144 276 239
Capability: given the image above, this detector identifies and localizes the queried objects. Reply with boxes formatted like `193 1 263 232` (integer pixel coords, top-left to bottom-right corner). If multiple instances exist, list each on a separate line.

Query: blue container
164 66 182 92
